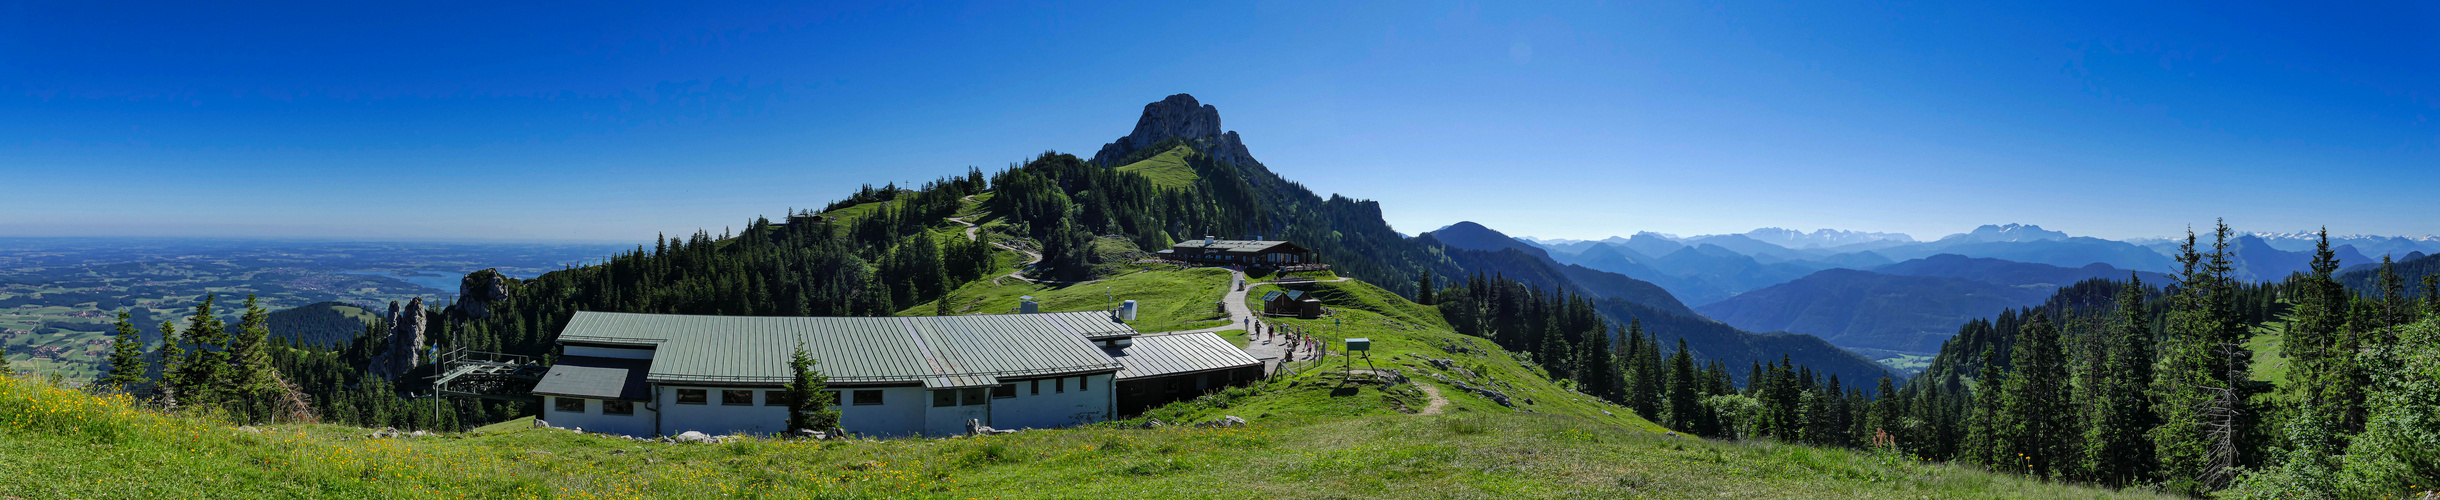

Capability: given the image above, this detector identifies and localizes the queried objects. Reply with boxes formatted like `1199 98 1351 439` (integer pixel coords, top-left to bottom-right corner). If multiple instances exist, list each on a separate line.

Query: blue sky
2 1 2432 243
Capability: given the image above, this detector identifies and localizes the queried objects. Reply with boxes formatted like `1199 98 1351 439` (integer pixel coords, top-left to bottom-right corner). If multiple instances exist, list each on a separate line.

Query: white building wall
836 386 926 438
563 345 654 360
540 397 656 438
656 385 789 437
987 373 1114 431
631 375 1114 438
925 396 991 437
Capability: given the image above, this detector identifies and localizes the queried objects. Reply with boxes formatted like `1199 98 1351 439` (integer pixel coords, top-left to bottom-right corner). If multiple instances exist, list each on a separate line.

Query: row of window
933 376 1092 407
555 398 636 415
667 389 890 407
551 378 1096 414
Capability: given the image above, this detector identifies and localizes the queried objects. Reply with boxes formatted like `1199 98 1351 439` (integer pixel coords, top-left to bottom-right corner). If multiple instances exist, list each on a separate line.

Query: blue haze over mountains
1458 221 2440 370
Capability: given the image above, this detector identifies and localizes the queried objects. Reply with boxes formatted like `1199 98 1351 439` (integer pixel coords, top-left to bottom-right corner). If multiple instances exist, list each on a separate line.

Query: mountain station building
528 310 1261 438
1160 237 1311 267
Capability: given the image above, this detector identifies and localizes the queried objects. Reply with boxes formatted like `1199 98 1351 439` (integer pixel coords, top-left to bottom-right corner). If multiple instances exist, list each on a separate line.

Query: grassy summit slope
1112 145 1200 190
901 266 1234 333
0 277 2162 499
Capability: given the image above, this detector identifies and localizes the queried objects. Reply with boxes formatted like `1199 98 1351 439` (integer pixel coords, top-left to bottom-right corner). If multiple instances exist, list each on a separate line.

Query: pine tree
1416 270 1434 306
785 344 841 433
1997 312 2073 479
2081 274 2157 487
103 311 149 391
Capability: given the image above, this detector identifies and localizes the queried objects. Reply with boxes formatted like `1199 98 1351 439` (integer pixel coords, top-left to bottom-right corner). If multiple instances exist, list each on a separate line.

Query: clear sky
3 1 2432 243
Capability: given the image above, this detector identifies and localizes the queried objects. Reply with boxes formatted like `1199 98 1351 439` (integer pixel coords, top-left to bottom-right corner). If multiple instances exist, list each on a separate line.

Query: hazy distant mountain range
1695 254 2174 359
1501 221 2437 370
1521 223 2439 289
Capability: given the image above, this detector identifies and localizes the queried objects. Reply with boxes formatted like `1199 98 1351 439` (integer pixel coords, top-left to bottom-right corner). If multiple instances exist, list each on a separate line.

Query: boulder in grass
1194 415 1247 428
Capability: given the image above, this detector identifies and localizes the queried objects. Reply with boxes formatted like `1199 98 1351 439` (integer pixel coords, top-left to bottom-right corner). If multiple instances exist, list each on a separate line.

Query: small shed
1260 290 1323 319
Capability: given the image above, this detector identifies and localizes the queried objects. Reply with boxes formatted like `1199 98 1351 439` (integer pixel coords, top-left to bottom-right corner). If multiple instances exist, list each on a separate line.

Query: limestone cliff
1090 94 1265 170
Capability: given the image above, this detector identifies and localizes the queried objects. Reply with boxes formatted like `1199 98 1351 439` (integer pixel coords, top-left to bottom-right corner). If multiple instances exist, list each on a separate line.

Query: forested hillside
264 302 379 348
1882 226 2440 497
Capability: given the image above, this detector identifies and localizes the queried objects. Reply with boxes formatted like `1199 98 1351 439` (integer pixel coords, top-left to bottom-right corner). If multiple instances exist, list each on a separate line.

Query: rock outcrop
1090 94 1264 169
454 269 510 321
375 297 429 378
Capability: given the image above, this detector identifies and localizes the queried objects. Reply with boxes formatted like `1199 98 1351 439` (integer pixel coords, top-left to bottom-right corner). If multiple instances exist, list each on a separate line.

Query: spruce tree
2286 228 2346 407
1537 324 1572 380
1872 376 1898 444
223 295 287 421
2150 221 2253 493
153 320 183 405
1416 270 1434 306
172 295 229 408
1627 320 1663 419
2081 274 2157 487
1997 312 2072 479
1575 325 1621 403
785 345 841 433
103 311 149 391
1664 339 1698 431
1965 346 2006 467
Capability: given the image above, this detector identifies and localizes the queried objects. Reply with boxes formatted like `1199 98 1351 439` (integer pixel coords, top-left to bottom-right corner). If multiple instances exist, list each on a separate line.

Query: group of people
1244 317 1325 362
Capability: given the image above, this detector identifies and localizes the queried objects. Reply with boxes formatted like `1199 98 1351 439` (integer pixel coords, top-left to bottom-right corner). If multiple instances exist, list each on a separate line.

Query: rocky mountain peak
1091 93 1263 169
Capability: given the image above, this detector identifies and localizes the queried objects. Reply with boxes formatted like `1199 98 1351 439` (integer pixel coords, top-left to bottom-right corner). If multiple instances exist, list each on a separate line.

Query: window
933 390 957 408
1080 375 1088 391
960 388 986 406
554 397 585 413
992 384 1016 399
1129 384 1143 395
852 390 882 406
602 400 634 415
722 390 754 406
829 391 844 406
1030 380 1039 395
1056 377 1065 393
676 389 707 405
764 390 789 406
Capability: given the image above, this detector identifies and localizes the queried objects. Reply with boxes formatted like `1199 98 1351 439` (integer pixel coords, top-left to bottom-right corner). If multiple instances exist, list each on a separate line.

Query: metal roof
1171 239 1300 254
553 311 1129 388
530 356 653 401
1260 290 1305 302
1105 332 1262 380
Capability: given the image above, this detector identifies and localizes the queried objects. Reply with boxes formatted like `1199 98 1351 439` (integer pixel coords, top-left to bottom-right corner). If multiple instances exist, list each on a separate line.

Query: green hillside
1112 145 1199 190
0 275 2166 499
266 301 381 347
902 266 1234 334
820 198 899 222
